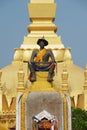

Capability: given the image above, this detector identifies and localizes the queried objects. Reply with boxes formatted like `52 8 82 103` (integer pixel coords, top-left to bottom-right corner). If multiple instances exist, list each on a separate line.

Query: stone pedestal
26 92 63 130
16 71 71 130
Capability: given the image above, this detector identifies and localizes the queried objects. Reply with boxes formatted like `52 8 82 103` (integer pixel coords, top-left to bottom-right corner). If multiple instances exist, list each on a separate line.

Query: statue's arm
30 50 37 63
49 50 55 62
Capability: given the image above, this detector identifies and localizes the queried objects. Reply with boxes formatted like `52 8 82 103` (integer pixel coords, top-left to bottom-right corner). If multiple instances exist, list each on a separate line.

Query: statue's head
37 38 48 47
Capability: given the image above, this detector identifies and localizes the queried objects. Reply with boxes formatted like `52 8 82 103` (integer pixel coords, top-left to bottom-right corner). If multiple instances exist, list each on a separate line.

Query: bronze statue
28 38 56 82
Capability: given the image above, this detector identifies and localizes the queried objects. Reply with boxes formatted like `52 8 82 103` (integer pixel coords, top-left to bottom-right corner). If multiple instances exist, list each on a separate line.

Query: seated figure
29 38 56 82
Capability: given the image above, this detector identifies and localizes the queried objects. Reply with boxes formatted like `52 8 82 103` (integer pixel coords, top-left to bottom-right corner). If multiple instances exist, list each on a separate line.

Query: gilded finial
83 64 87 90
19 61 24 71
63 61 67 72
61 63 69 93
0 69 2 79
85 64 87 69
0 69 2 90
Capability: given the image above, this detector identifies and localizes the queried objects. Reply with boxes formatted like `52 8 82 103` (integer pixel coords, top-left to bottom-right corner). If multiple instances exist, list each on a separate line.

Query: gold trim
63 95 68 130
21 90 30 130
27 26 57 32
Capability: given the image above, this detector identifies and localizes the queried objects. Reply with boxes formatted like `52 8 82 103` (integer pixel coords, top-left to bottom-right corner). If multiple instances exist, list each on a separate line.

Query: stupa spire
20 0 65 51
27 0 57 33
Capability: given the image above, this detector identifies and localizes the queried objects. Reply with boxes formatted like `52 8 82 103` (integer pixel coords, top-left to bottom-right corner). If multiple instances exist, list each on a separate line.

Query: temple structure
0 0 87 130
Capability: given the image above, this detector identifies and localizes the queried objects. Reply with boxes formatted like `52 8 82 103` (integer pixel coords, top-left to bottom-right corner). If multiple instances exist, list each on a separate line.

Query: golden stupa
0 0 87 129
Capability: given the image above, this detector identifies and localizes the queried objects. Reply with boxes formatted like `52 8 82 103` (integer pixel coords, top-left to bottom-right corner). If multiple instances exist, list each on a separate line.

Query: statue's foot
47 77 53 82
47 73 54 82
30 77 36 82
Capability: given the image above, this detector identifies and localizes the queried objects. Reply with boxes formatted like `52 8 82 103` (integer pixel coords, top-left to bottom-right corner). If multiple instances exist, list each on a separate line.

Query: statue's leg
29 64 36 82
47 63 55 82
